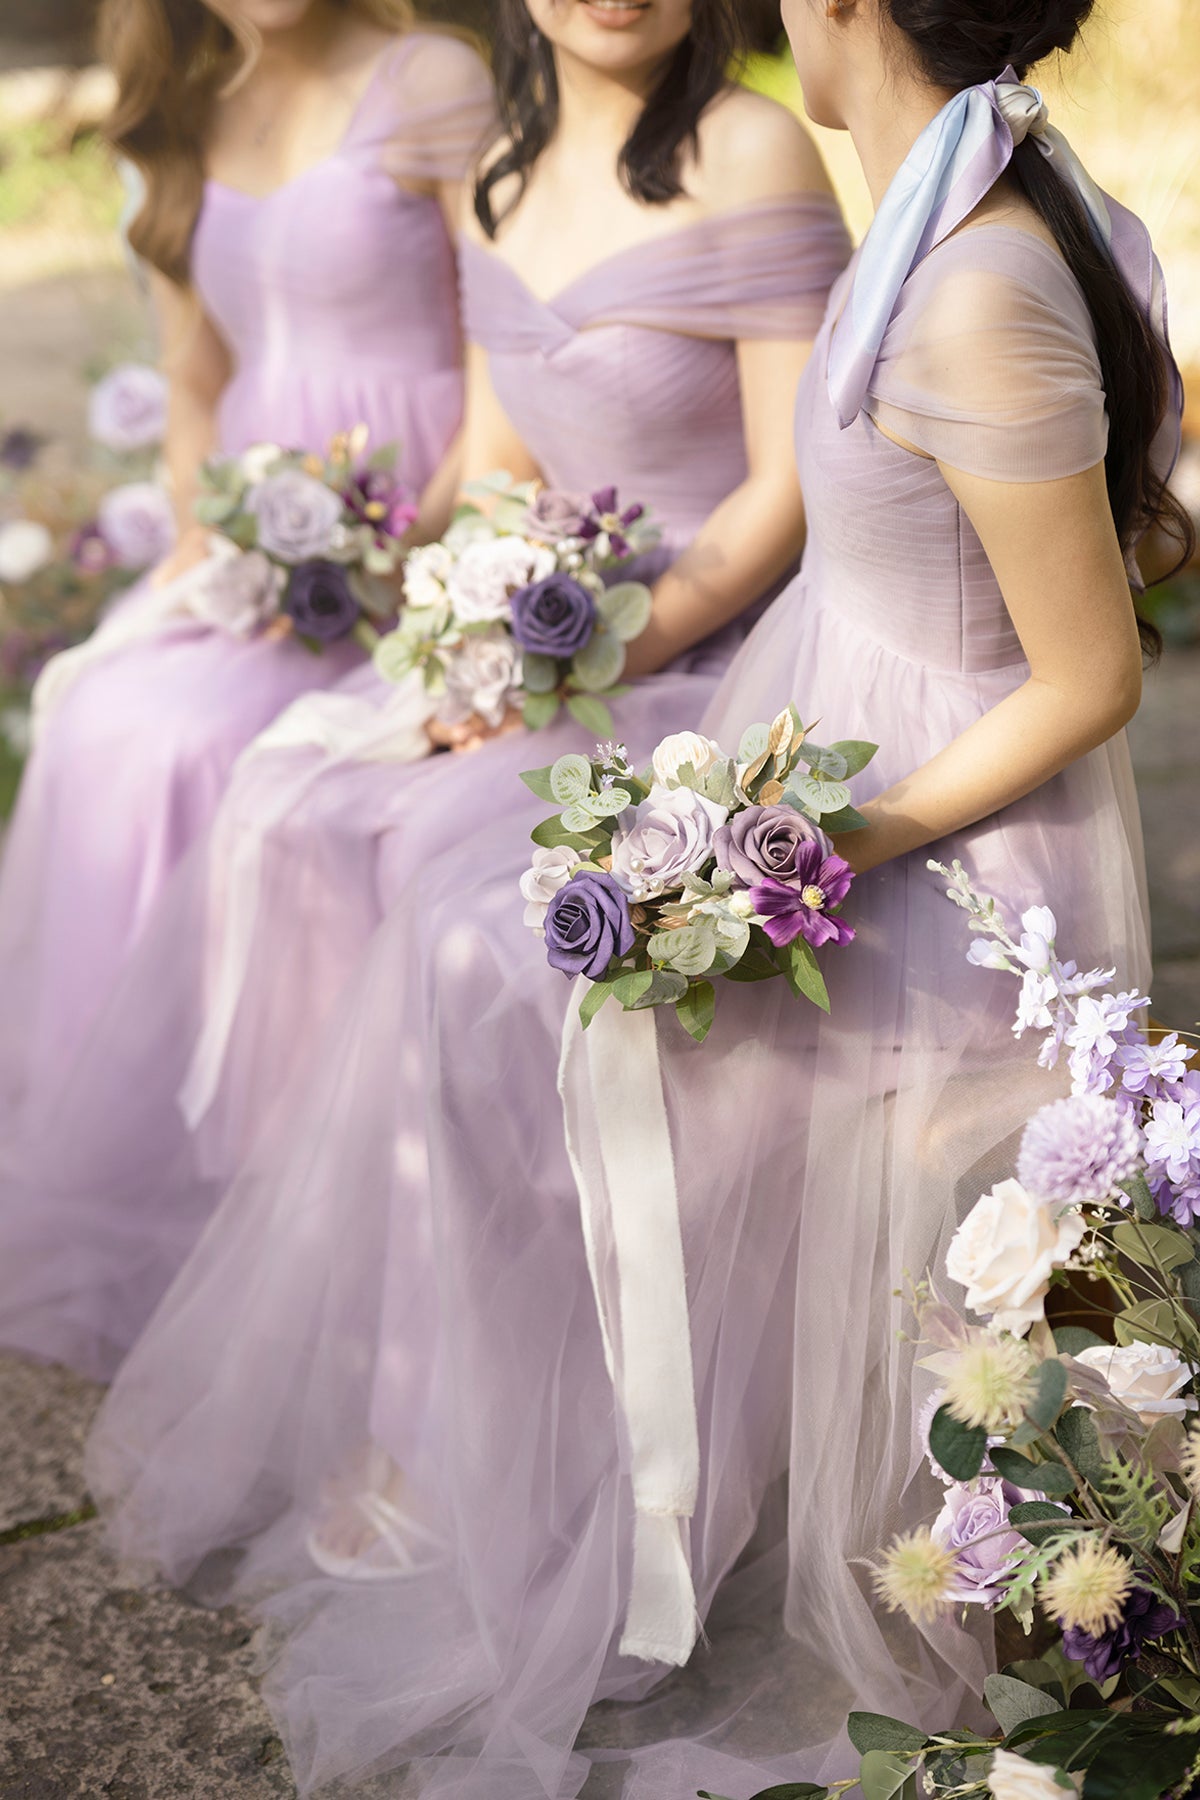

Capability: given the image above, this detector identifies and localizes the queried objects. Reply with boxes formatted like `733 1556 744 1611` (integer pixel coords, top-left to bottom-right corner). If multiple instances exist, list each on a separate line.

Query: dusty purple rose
96 481 176 569
0 426 42 471
609 784 729 903
343 467 418 542
544 870 634 981
714 804 829 890
750 844 856 951
523 488 592 543
1062 1585 1184 1681
88 363 168 452
247 470 342 563
510 573 597 659
930 1478 1029 1609
283 559 360 642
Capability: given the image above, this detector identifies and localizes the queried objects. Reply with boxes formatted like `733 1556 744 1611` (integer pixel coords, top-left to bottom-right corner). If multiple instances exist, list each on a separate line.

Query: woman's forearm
838 670 1142 874
164 384 221 540
622 472 807 678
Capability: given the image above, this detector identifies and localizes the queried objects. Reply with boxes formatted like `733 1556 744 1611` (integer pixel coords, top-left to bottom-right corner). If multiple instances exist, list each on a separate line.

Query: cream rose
989 1749 1081 1800
445 536 556 625
945 1179 1086 1336
520 846 584 933
1074 1340 1197 1424
651 731 724 789
0 519 53 584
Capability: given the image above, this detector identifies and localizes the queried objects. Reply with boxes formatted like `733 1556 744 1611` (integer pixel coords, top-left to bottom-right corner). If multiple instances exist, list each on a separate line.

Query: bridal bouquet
520 706 873 1042
192 424 417 650
842 868 1200 1800
372 475 658 735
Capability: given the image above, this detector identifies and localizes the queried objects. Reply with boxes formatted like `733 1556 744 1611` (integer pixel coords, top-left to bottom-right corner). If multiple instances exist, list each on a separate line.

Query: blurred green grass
0 118 121 237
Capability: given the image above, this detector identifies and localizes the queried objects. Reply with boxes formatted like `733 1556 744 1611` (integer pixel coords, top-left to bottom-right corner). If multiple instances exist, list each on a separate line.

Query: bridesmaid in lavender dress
0 0 848 1376
93 3 1188 1798
0 0 492 1114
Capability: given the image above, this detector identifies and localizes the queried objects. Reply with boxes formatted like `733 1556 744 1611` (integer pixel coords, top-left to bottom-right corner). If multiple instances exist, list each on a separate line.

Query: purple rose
247 469 342 563
523 489 592 544
544 870 634 981
88 363 168 452
930 1478 1030 1609
509 573 597 660
750 843 856 951
1062 1585 1184 1681
283 559 361 642
714 804 829 889
96 481 176 569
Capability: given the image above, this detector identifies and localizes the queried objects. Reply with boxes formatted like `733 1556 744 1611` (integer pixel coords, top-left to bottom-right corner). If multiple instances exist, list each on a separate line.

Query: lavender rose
609 783 729 903
247 470 342 563
714 803 829 889
88 363 168 452
523 488 591 543
544 870 634 981
96 482 176 569
510 573 596 659
283 559 360 642
190 549 283 638
930 1478 1028 1608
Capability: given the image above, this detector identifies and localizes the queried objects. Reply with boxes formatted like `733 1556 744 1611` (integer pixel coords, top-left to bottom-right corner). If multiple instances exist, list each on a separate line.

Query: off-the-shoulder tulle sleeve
345 30 496 188
866 230 1108 483
577 195 852 342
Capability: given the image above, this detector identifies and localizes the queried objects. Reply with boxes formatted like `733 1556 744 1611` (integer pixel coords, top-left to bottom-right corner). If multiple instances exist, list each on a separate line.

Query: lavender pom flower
714 804 829 890
544 870 634 981
749 844 856 950
509 573 597 659
1016 1093 1141 1206
1062 1585 1184 1682
282 559 360 642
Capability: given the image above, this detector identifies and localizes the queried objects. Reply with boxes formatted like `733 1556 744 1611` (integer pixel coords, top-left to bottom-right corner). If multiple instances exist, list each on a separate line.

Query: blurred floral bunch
191 424 417 651
373 474 659 735
0 363 175 691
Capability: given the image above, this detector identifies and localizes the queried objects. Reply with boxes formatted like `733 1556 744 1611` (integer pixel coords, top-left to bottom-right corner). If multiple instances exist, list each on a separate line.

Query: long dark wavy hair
475 0 745 238
888 0 1194 655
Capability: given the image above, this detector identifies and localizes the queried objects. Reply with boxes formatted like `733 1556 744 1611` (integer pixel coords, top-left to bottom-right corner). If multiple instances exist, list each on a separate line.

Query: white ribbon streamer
558 990 701 1666
178 673 435 1130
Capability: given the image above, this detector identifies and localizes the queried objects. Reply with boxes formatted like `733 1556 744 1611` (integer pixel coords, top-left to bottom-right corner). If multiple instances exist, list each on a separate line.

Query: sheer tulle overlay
0 31 491 1120
0 196 849 1376
89 219 1161 1797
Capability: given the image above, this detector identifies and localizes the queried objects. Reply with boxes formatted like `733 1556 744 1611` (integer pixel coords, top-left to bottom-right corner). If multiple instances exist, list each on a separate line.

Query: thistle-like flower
1041 1539 1133 1637
872 1529 957 1624
943 1335 1037 1432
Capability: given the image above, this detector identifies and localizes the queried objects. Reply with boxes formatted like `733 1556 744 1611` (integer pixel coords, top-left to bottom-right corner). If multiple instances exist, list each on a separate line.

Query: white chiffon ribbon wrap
558 991 701 1667
178 671 435 1129
555 66 1182 1677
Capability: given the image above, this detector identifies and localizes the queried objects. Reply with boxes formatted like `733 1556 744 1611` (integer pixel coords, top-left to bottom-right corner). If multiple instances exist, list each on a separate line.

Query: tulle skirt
89 571 1151 1796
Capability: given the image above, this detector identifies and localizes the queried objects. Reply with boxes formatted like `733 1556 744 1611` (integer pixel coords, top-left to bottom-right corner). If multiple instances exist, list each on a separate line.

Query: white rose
989 1749 1081 1800
520 846 583 933
945 1179 1086 1336
440 627 523 728
186 548 284 638
240 442 284 484
403 541 455 611
1074 1341 1197 1424
651 731 724 789
0 519 54 583
446 537 556 625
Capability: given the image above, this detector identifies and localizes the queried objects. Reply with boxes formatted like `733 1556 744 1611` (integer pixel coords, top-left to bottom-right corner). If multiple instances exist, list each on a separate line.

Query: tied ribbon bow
827 67 1178 445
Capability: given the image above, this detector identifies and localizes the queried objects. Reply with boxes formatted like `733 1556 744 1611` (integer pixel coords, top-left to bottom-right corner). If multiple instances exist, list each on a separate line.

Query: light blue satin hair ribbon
827 66 1178 436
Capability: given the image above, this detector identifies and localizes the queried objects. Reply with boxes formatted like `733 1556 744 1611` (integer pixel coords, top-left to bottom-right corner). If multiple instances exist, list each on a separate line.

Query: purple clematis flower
749 843 856 950
1062 1585 1184 1682
578 487 646 560
342 467 418 543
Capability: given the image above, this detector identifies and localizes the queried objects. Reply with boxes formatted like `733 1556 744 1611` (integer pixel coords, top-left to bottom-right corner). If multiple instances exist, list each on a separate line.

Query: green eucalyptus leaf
738 722 770 764
846 1715 929 1758
524 691 562 731
519 765 558 803
1054 1408 1107 1488
1118 1172 1158 1221
1111 1219 1196 1271
596 581 654 643
812 801 869 835
808 747 849 780
989 1448 1076 1497
570 626 626 692
523 653 562 695
859 1750 918 1800
581 787 631 820
675 981 716 1044
780 938 831 1012
1008 1501 1074 1544
631 969 689 1008
984 1675 1063 1735
1114 1297 1195 1351
648 925 718 978
561 801 600 834
530 817 598 854
1052 1327 1107 1357
928 1406 987 1482
613 969 655 1009
826 739 878 776
194 493 241 526
792 775 853 816
566 692 614 737
373 632 420 686
580 979 618 1029
550 753 595 806
1029 1359 1068 1431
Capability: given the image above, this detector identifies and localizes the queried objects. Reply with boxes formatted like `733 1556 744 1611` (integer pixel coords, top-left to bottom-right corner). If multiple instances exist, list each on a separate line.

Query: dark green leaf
676 981 716 1044
859 1751 918 1800
1008 1501 1073 1544
1052 1327 1107 1356
984 1674 1063 1734
928 1406 987 1482
780 939 831 1011
565 692 614 737
1111 1219 1196 1272
519 765 558 803
1054 1408 1107 1487
825 739 878 776
847 1714 929 1757
613 970 655 1010
1029 1359 1069 1430
522 653 562 696
579 980 617 1029
814 801 869 835
524 691 561 731
1114 1298 1194 1352
630 970 689 1009
1118 1172 1158 1222
723 952 782 984
989 1448 1076 1497
749 1788 830 1800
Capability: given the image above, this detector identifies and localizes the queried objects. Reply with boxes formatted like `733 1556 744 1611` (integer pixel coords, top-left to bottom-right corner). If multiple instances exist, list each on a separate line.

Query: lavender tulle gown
0 195 849 1378
0 31 491 1118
